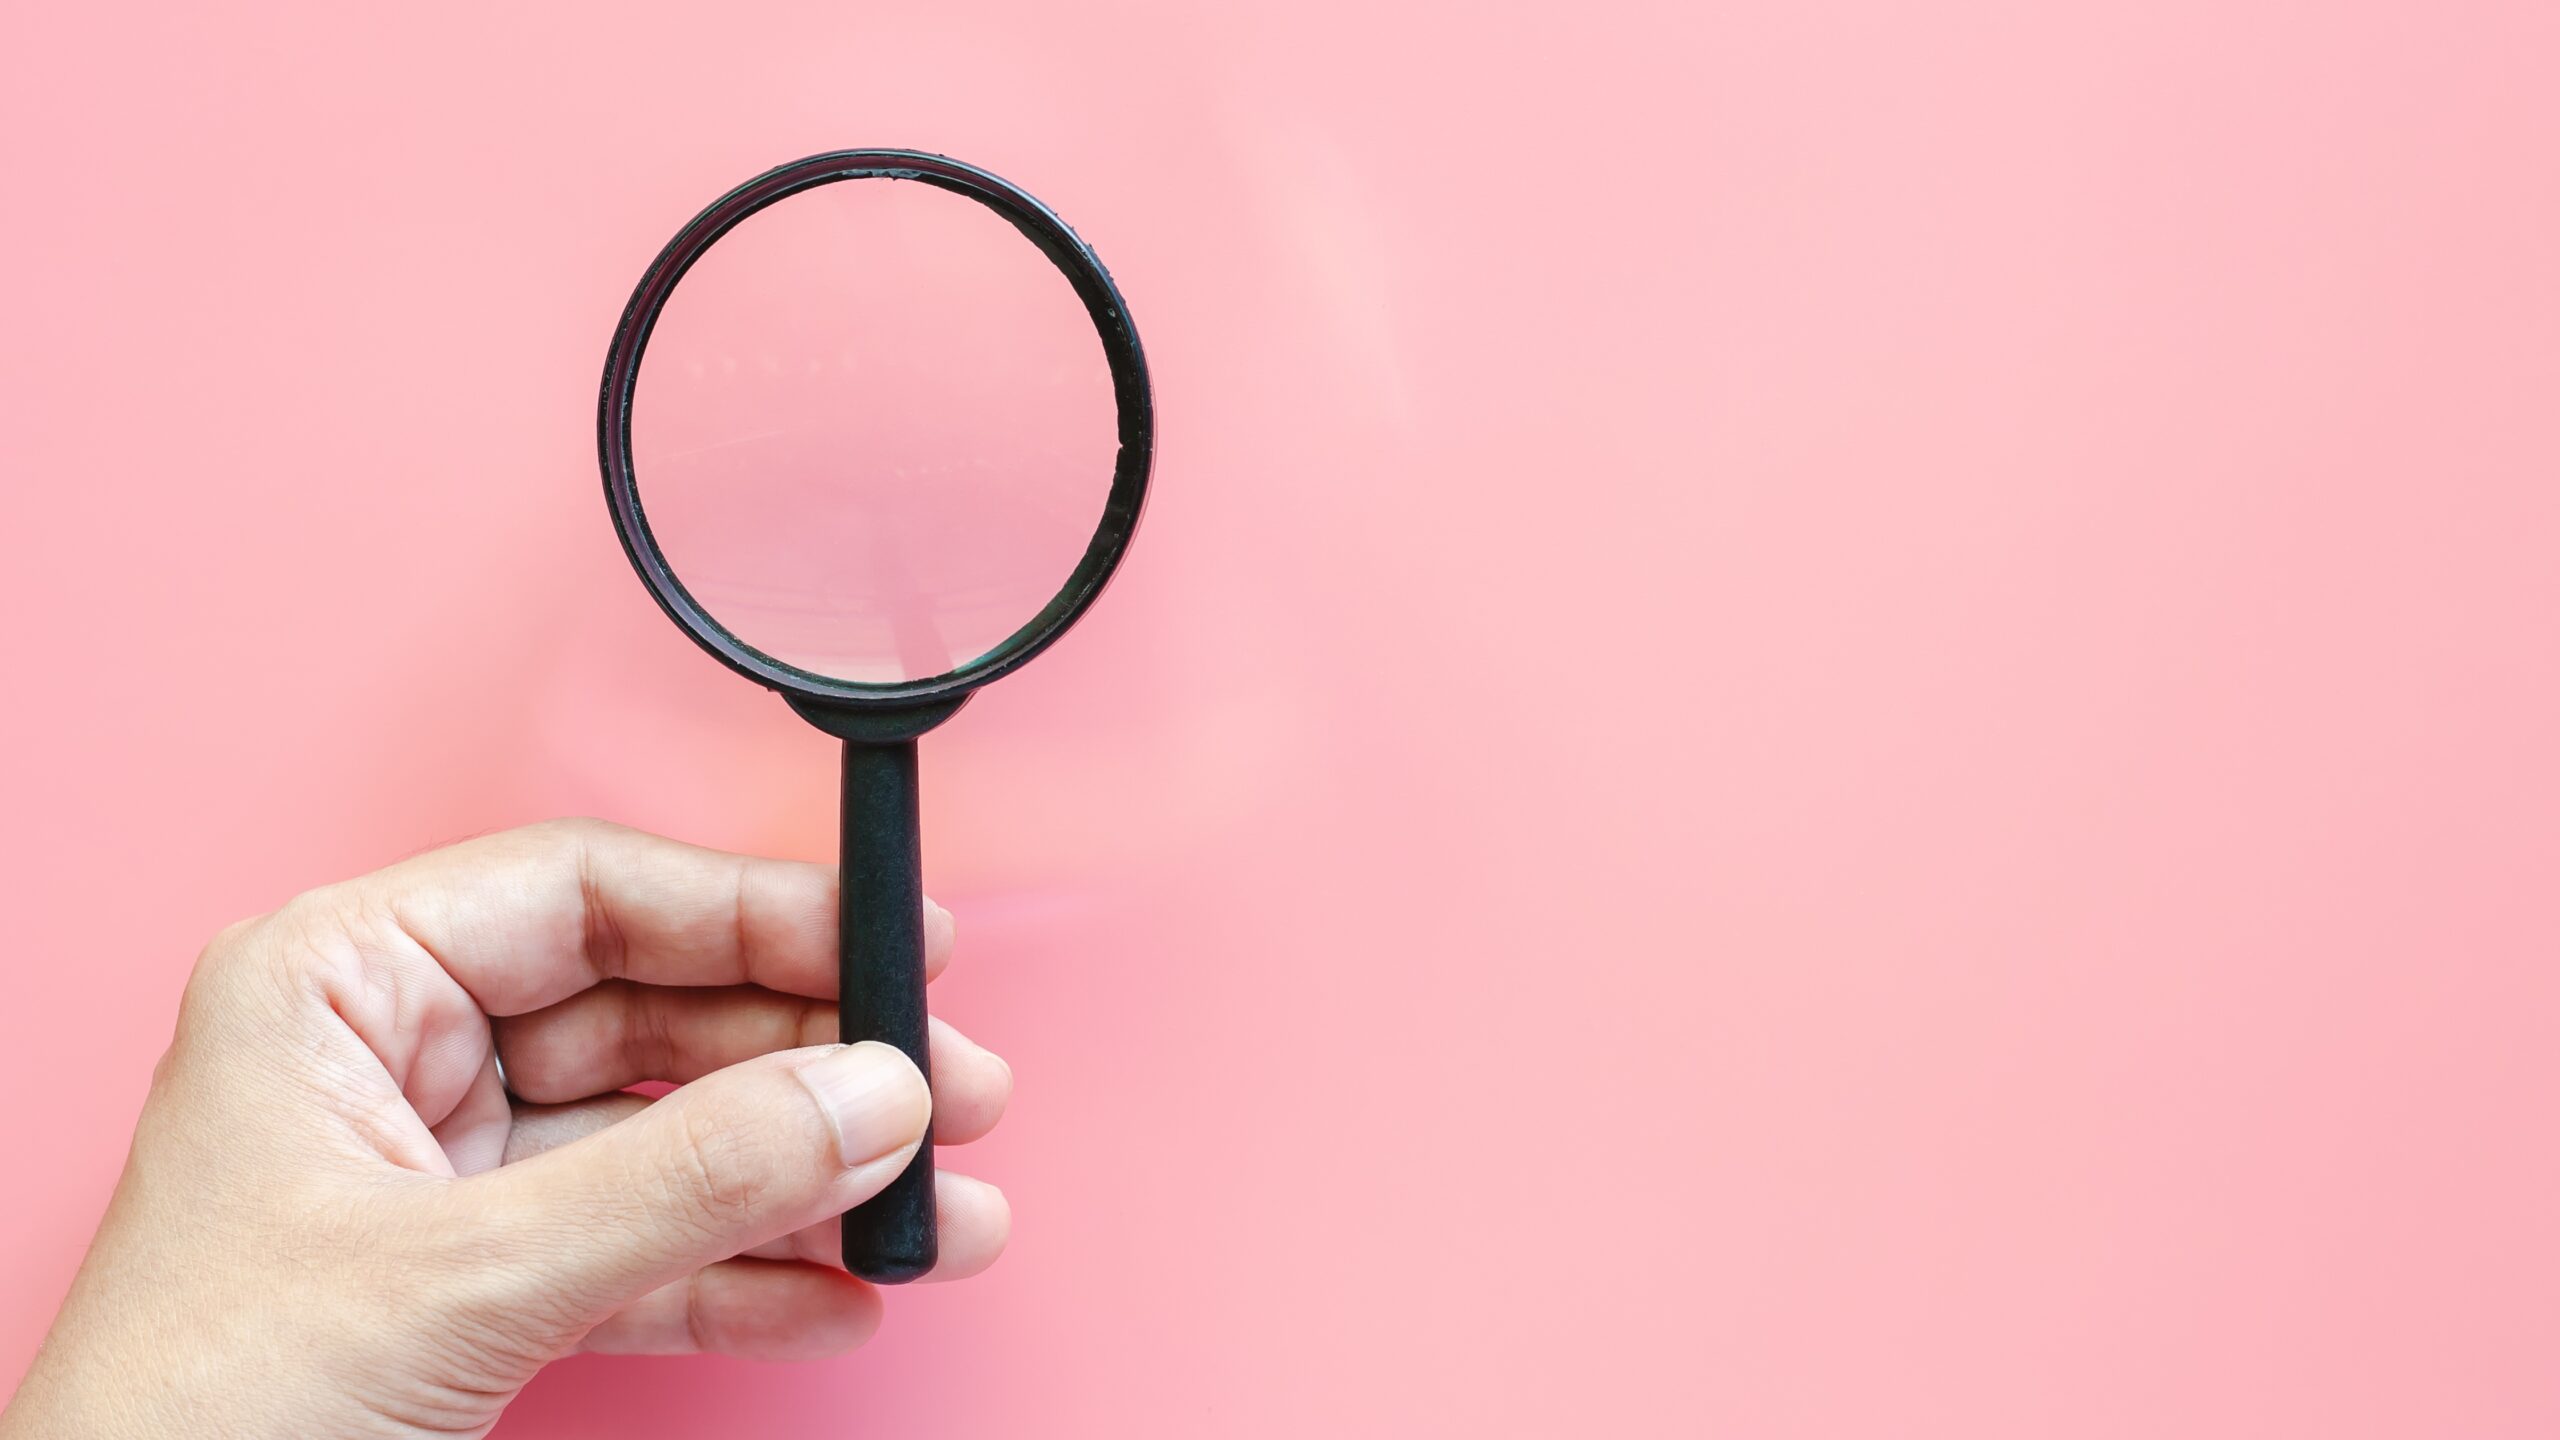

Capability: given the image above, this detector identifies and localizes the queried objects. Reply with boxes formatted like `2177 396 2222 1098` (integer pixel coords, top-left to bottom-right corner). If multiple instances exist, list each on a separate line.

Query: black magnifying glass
598 150 1153 1283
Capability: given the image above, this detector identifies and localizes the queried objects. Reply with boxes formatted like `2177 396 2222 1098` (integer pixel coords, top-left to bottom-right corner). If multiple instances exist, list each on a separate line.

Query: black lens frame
598 149 1154 709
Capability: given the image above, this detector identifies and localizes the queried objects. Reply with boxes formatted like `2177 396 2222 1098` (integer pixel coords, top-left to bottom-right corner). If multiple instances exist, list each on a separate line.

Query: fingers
502 1092 650 1164
190 821 953 1175
577 1258 883 1360
925 1018 1014 1147
497 987 1013 1144
740 1171 1012 1282
500 1092 1009 1279
494 985 827 1102
464 1042 929 1311
428 1054 513 1177
351 818 954 1017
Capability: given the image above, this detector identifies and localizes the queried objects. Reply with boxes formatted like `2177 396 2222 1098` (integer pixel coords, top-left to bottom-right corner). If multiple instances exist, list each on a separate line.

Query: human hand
0 820 1013 1439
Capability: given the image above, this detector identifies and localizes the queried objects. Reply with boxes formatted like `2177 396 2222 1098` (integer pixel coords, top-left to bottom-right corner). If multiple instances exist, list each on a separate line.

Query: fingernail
797 1042 930 1167
925 896 955 944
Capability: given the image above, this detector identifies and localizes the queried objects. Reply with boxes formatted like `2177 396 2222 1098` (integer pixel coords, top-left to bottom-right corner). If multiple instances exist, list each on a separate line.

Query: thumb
473 1041 930 1311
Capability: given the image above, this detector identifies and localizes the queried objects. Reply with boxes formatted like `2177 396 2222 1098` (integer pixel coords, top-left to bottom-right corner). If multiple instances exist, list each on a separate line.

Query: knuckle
182 893 335 1003
182 916 267 1000
663 1101 787 1230
178 888 390 1047
267 890 376 989
523 815 629 853
204 911 266 956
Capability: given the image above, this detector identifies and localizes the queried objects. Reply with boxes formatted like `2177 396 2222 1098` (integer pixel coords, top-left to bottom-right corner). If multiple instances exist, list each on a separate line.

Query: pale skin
0 819 1013 1439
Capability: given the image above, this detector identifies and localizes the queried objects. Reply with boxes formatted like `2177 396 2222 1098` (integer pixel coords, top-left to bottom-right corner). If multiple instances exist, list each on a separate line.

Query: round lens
627 175 1120 685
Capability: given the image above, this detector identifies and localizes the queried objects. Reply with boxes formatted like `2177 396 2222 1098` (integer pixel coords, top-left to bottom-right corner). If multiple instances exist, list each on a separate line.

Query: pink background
3 3 2557 1436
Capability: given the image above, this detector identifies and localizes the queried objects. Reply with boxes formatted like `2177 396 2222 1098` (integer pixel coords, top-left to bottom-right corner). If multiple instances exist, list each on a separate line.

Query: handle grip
836 738 936 1283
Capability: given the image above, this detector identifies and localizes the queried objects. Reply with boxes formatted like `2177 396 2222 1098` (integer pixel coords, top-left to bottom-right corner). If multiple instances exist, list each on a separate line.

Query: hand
0 820 1013 1439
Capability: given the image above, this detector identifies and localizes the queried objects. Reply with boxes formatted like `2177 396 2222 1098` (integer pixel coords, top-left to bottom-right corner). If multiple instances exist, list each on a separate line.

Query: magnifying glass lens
630 178 1119 685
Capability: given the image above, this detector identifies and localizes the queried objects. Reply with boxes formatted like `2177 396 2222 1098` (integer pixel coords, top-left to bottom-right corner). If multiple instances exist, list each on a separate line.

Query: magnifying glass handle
837 738 937 1283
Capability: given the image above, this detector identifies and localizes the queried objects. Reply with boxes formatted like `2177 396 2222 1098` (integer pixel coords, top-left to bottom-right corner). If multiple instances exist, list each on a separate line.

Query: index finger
355 818 954 1016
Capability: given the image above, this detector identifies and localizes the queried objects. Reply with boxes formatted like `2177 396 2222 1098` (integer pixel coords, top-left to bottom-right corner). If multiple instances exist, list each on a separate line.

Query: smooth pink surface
3 4 2558 1437
634 176 1117 682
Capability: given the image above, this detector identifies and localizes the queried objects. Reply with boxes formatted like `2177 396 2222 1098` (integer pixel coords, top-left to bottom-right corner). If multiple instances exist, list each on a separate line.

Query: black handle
836 737 936 1283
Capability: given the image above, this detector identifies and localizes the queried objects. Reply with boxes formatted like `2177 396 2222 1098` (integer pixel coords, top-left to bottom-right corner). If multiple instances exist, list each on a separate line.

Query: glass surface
630 177 1119 684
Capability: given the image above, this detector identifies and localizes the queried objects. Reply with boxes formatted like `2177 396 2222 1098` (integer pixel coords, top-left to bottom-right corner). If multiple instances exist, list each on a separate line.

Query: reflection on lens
630 177 1118 684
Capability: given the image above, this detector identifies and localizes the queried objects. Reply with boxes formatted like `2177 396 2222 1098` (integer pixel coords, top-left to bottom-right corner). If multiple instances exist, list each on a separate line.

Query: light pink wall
4 3 2557 1436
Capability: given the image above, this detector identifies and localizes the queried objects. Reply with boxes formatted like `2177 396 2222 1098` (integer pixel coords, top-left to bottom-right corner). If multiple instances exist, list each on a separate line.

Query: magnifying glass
598 150 1153 1282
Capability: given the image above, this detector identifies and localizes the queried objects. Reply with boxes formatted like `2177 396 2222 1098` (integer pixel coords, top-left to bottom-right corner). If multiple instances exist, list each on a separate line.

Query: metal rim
598 149 1154 709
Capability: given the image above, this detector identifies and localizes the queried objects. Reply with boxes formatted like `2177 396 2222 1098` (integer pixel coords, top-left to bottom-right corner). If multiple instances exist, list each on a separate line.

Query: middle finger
495 985 1013 1144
